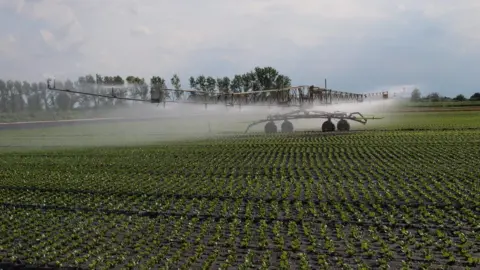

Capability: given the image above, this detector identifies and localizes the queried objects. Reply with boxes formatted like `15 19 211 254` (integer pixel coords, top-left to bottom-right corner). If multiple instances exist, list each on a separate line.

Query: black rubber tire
281 120 294 133
337 119 350 131
264 121 277 134
321 120 335 132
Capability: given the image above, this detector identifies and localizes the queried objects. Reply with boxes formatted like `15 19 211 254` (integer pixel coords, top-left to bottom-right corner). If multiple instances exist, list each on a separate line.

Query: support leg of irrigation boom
243 107 383 134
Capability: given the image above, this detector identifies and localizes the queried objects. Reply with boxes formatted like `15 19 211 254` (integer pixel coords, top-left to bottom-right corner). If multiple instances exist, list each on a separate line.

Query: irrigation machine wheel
264 121 277 134
321 120 335 132
337 119 350 132
281 120 294 133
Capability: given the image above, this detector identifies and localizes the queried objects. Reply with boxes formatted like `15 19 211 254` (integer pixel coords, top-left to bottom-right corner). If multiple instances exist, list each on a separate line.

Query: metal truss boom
46 78 374 109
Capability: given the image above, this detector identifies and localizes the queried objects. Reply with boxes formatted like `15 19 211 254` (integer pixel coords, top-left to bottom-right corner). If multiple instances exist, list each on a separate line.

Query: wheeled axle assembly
244 109 382 134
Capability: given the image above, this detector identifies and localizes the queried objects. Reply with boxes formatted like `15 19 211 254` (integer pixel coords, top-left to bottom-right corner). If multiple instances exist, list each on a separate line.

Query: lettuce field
0 111 479 269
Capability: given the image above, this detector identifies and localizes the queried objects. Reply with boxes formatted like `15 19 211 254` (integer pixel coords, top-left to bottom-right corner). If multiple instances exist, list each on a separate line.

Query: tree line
410 88 480 102
0 66 291 113
2 66 479 115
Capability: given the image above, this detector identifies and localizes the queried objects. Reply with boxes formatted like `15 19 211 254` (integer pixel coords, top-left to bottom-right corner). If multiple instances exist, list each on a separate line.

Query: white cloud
0 0 24 12
40 29 55 43
0 0 480 96
9 0 85 52
6 34 16 43
130 25 151 37
0 34 17 57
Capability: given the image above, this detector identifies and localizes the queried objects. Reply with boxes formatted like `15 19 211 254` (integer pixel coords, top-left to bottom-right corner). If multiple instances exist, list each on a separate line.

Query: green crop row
0 111 479 269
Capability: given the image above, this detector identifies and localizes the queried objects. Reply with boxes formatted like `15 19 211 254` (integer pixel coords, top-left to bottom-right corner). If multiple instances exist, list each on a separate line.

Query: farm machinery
45 78 386 134
244 109 383 134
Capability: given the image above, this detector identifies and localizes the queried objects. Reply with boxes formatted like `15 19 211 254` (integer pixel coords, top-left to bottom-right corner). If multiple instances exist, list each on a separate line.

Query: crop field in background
404 100 480 108
0 110 479 269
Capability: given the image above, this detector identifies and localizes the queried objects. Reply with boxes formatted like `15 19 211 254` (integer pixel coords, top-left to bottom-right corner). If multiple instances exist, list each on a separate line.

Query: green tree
14 80 24 112
27 82 42 112
151 76 168 102
171 74 182 99
453 94 466 101
112 75 127 106
83 75 96 108
38 81 49 111
6 80 14 112
51 80 64 110
253 66 278 90
275 75 291 89
65 79 76 108
102 75 115 106
243 66 292 101
22 81 34 112
195 75 207 92
217 76 231 95
470 92 480 101
139 78 149 100
22 81 31 99
75 76 90 109
241 73 254 92
189 76 197 89
55 91 71 111
410 88 421 102
426 92 440 102
126 75 137 98
205 76 217 95
95 74 110 107
230 75 242 93
126 76 148 100
0 79 7 112
188 76 199 100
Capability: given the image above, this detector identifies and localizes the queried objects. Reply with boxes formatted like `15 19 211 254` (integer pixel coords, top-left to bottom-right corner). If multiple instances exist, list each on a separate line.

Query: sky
0 0 479 97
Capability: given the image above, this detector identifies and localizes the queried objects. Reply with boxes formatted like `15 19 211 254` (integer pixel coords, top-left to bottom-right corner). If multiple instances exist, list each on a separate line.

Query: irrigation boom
46 78 386 134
